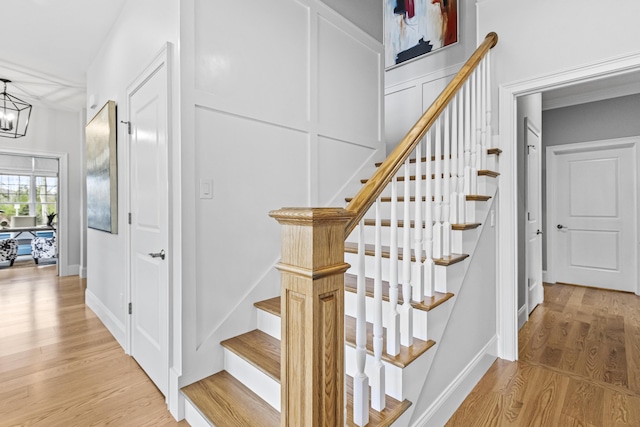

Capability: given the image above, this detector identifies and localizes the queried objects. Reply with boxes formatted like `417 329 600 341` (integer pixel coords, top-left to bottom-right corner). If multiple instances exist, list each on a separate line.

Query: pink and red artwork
385 0 458 68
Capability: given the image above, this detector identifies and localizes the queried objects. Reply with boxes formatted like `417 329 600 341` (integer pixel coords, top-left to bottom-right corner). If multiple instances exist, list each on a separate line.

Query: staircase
181 33 499 426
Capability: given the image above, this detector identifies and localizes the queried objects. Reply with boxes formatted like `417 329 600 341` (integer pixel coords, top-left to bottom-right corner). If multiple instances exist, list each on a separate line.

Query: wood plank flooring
0 263 187 426
447 282 640 426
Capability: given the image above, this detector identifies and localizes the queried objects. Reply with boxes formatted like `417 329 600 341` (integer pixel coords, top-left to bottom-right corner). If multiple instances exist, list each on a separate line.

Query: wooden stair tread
363 218 481 231
478 169 500 177
252 296 436 368
215 320 413 425
345 195 491 203
343 273 454 312
181 370 280 427
361 170 499 184
346 375 412 427
254 297 280 316
344 242 469 266
466 194 492 201
344 315 435 368
220 330 280 381
487 148 502 155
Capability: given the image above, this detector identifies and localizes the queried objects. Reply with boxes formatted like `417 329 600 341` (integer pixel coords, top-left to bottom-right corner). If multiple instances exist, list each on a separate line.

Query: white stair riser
375 163 493 181
344 291 428 341
359 175 496 200
223 349 281 411
257 310 280 340
346 226 478 256
356 202 437 222
345 252 459 291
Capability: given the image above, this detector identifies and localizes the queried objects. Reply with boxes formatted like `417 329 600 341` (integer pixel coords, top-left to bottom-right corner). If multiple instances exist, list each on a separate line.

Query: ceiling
0 0 127 112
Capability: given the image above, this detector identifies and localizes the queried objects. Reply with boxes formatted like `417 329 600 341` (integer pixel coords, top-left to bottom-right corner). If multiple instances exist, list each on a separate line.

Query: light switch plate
199 178 213 199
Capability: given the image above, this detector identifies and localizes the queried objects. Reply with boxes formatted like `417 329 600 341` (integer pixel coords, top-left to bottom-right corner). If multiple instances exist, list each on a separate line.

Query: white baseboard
169 367 184 421
542 270 549 283
85 289 126 349
411 336 497 427
79 266 87 279
518 304 528 330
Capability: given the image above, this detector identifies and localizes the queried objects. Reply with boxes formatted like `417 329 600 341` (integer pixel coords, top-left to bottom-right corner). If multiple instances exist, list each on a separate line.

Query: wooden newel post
269 207 355 426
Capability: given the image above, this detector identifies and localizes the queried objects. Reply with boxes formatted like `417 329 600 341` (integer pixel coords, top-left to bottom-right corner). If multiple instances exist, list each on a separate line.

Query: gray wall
321 0 383 42
543 93 640 146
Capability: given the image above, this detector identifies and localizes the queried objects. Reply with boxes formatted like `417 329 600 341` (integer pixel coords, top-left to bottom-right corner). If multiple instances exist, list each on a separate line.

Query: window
0 174 58 226
35 176 58 225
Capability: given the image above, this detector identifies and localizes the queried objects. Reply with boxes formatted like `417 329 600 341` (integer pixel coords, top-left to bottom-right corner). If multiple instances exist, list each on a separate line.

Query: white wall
0 105 83 275
85 0 180 345
384 0 478 153
478 0 640 117
478 0 640 86
179 0 385 386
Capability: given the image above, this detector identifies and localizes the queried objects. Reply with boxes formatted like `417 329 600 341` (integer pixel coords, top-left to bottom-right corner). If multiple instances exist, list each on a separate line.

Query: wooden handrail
344 32 498 237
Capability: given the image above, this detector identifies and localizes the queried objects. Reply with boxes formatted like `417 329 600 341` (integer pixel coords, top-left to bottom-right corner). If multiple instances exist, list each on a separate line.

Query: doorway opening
0 152 65 274
497 55 640 361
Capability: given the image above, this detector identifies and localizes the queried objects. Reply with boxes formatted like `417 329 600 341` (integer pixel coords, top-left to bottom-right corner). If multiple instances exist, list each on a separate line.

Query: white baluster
433 117 443 260
450 95 459 226
458 87 466 224
443 106 452 257
480 56 488 171
470 70 478 196
475 69 483 177
412 142 424 302
372 198 385 411
464 80 472 198
423 130 435 297
401 158 414 347
353 219 369 426
387 177 400 356
486 52 493 163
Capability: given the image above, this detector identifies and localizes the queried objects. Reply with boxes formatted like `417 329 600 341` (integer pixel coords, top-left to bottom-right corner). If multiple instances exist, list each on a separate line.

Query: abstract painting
385 0 458 69
86 100 118 234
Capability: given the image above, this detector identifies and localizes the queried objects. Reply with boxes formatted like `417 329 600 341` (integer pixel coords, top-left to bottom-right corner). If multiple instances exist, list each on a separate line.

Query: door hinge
128 302 132 315
121 120 132 135
527 212 530 221
128 213 132 224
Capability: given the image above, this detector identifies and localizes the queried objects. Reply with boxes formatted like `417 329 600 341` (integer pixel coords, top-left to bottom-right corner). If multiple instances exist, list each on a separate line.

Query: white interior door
128 54 169 395
525 119 543 314
548 139 637 293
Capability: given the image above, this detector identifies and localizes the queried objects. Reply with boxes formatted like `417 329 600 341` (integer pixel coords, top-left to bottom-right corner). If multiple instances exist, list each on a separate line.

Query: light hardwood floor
0 263 188 426
447 282 640 426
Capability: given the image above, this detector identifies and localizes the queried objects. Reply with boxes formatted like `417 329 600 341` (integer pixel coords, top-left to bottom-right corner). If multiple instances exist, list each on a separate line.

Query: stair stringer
383 184 498 425
341 178 497 422
403 194 499 427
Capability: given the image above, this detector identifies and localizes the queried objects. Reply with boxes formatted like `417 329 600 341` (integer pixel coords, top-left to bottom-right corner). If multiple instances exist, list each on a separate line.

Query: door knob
148 249 165 260
536 229 543 235
557 224 565 229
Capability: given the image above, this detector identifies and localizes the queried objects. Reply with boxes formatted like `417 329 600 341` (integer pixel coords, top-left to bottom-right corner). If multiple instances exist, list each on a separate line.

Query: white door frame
124 44 173 399
524 118 543 316
497 51 640 361
0 147 69 276
546 137 639 294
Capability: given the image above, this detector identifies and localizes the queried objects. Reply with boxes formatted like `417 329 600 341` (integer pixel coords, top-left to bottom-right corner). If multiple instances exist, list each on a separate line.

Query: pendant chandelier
0 78 32 138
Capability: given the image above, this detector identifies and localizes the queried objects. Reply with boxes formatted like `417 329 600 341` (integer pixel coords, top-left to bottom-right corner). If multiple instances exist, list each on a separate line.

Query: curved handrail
344 32 498 237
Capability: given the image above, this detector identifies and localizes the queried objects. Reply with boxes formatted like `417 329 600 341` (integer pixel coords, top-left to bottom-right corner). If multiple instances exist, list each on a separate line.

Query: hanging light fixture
0 78 32 138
